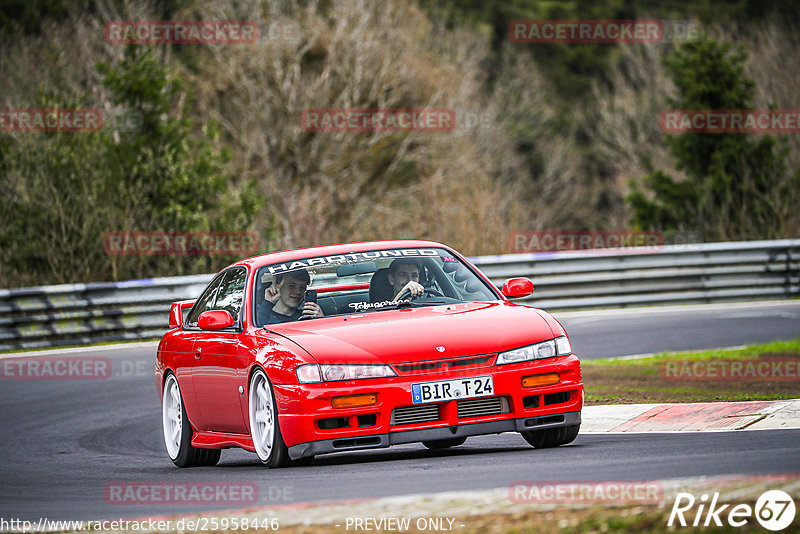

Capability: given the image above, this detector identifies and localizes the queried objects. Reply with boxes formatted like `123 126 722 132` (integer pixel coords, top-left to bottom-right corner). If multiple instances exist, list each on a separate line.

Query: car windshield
254 247 499 326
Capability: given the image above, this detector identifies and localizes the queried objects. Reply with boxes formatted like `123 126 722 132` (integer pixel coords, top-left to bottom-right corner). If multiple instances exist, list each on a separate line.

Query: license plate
411 376 494 404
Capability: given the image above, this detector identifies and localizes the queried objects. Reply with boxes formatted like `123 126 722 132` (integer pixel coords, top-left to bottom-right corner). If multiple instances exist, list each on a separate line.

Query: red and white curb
583 399 800 432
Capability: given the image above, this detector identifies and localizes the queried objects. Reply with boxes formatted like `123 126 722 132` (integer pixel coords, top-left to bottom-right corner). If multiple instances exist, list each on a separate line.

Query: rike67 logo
669 490 796 531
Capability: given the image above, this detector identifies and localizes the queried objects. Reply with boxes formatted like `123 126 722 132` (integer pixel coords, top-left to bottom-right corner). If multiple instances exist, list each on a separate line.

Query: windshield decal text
267 249 439 275
348 299 412 311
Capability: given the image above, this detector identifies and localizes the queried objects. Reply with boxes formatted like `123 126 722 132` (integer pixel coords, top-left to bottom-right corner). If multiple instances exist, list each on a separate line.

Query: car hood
267 301 556 364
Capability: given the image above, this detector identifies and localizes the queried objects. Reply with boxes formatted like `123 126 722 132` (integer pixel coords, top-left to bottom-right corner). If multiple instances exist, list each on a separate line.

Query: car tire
248 368 290 468
521 424 580 449
162 373 221 467
422 437 467 449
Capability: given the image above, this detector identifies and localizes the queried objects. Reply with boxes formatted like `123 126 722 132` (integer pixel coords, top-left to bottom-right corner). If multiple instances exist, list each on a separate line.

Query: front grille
457 396 509 418
523 395 540 409
332 437 382 449
394 355 493 375
395 362 441 373
448 356 493 368
357 413 377 427
524 414 565 427
544 391 571 406
317 417 349 430
392 404 441 425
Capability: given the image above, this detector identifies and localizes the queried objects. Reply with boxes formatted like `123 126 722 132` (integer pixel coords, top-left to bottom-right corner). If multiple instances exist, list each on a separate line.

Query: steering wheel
297 313 316 320
395 287 446 301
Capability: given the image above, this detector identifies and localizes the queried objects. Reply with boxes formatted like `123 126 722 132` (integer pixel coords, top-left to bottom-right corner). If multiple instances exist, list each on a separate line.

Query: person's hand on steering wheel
394 281 424 300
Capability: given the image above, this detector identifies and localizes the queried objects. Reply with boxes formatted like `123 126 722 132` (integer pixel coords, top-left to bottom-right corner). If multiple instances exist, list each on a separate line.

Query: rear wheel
422 437 467 449
249 368 290 468
521 424 580 449
162 373 221 467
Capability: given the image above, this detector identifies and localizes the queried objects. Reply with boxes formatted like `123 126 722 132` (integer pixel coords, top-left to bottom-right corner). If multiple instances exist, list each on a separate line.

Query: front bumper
274 354 583 459
288 411 581 459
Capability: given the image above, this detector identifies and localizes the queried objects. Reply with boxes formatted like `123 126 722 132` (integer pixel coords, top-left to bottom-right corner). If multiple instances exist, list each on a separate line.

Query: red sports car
156 240 583 467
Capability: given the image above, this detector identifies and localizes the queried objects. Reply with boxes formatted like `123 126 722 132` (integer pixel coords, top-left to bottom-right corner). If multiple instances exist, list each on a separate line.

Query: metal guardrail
0 275 212 352
471 239 800 310
1 240 797 352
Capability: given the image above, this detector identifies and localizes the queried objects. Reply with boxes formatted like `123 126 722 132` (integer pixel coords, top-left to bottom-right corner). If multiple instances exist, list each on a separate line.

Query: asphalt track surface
556 300 800 359
1 301 798 522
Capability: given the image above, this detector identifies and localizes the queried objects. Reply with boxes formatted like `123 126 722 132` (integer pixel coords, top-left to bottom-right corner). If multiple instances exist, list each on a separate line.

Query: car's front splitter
287 410 581 459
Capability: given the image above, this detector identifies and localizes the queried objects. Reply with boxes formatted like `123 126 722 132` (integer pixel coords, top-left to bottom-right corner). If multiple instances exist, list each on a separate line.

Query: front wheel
521 424 580 449
162 373 220 467
248 368 290 468
422 437 467 449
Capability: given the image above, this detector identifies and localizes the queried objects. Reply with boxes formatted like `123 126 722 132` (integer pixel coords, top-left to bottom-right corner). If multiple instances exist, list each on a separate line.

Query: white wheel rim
249 371 275 461
162 375 182 459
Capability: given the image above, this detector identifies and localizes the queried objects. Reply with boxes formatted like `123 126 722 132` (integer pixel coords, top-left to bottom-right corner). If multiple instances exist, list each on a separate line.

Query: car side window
213 267 247 322
185 274 224 327
441 262 495 300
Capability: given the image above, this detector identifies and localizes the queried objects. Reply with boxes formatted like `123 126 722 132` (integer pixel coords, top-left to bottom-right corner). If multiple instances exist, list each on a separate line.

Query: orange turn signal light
522 373 560 388
331 393 378 409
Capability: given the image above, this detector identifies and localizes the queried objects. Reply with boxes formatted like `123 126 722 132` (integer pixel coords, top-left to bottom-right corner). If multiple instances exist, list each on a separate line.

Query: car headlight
296 363 396 383
496 336 572 365
554 336 572 356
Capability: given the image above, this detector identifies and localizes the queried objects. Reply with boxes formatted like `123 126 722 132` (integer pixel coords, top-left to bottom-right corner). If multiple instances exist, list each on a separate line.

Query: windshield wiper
396 300 448 308
368 302 403 311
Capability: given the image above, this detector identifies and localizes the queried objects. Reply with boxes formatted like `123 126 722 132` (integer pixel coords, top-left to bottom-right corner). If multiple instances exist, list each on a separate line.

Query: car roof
232 240 452 270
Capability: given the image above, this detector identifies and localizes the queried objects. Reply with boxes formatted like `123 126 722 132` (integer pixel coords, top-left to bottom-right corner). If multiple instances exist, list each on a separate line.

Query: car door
175 273 226 431
190 267 250 434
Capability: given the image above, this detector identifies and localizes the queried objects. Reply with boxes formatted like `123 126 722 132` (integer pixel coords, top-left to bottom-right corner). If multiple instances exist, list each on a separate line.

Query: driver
387 259 425 300
258 269 323 324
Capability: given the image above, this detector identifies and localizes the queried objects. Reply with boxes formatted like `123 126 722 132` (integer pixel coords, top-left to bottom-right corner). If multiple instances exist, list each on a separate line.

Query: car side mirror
198 310 236 330
501 277 534 299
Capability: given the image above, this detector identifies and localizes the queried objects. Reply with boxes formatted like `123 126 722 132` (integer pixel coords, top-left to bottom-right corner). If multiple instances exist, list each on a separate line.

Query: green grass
583 338 800 404
587 339 800 367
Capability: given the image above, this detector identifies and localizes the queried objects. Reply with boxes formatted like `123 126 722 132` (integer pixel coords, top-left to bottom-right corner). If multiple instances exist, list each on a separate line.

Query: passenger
258 269 323 324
